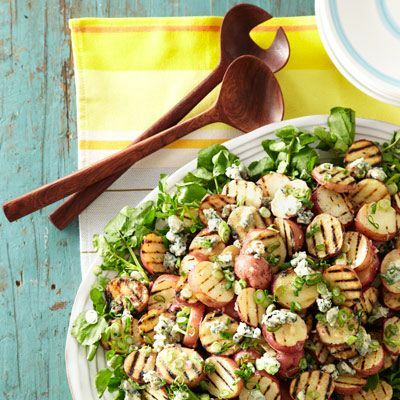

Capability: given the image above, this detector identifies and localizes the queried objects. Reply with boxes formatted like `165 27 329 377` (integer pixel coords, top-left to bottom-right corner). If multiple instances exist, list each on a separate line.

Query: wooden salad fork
3 55 284 222
46 3 290 229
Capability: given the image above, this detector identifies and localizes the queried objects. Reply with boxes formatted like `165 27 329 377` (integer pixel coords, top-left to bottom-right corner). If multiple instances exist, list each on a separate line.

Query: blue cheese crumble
166 216 187 257
262 305 298 331
244 240 265 259
233 322 261 343
346 158 371 179
291 252 315 277
203 208 222 232
255 352 280 375
367 167 387 181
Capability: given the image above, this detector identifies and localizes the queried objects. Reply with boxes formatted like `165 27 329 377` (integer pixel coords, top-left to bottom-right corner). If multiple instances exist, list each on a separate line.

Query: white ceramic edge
317 0 400 101
66 115 400 400
315 0 400 106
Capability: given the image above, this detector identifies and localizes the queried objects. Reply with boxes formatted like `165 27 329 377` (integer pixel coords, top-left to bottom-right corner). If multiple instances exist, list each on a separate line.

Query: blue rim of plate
316 1 400 106
329 0 400 87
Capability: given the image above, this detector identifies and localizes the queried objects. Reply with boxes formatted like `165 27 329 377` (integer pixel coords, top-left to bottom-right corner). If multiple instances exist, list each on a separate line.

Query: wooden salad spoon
48 3 290 229
3 55 284 222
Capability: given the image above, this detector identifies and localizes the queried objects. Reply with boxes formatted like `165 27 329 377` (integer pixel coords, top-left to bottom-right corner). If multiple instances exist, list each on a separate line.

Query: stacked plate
316 0 400 106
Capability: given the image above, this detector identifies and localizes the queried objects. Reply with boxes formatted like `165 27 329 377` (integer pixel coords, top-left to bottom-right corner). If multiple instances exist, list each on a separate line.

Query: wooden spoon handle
3 108 218 222
49 65 225 230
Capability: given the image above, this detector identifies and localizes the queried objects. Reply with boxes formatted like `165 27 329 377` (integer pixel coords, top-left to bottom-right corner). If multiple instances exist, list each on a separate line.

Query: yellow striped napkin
69 16 400 275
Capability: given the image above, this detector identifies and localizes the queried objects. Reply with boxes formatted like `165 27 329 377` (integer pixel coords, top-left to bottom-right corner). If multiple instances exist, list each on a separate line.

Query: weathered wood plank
0 1 314 399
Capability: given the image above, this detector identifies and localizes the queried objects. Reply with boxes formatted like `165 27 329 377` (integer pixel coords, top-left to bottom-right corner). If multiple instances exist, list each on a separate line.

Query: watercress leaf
71 312 108 346
363 374 380 391
328 107 355 152
248 155 275 180
95 368 113 397
103 210 128 241
275 125 299 141
197 144 236 171
313 126 336 151
261 139 279 160
212 150 230 176
90 286 107 315
184 167 213 183
269 141 287 152
177 183 207 204
291 147 319 176
299 132 318 146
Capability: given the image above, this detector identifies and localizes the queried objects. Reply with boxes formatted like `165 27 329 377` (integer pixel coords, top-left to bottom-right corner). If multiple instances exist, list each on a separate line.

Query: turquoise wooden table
0 1 314 398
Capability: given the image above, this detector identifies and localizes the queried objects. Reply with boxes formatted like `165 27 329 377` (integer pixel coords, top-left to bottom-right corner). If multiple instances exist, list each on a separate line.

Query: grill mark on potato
128 350 140 377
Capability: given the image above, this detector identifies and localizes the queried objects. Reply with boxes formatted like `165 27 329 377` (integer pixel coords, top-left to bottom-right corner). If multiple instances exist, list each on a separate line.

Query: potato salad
72 108 400 400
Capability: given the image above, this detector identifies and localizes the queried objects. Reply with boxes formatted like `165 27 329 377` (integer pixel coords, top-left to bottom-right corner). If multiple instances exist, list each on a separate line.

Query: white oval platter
66 115 399 400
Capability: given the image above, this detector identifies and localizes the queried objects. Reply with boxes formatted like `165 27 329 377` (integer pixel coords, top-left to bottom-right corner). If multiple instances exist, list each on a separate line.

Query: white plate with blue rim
316 0 400 106
65 115 399 400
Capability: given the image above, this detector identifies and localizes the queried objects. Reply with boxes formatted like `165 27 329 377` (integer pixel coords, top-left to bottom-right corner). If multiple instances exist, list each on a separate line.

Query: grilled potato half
327 342 358 360
383 286 400 311
306 214 344 259
312 165 356 193
189 229 226 257
263 312 308 353
140 232 168 274
381 249 400 294
312 186 354 225
383 316 400 355
351 179 390 210
323 265 362 307
148 274 179 311
344 139 382 167
239 371 281 400
355 202 397 242
289 370 335 400
204 356 244 399
272 269 318 309
227 206 267 240
156 346 204 387
334 374 367 395
336 231 374 272
274 218 304 258
138 309 175 344
236 287 267 327
342 380 393 400
199 194 236 224
316 308 359 346
241 228 287 268
188 261 234 308
105 276 149 314
257 172 290 199
124 347 157 383
222 179 263 209
199 311 239 355
352 344 385 377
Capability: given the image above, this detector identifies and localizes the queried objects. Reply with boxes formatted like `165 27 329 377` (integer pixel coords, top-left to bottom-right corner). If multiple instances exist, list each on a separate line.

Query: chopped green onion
218 221 231 243
152 295 165 303
378 199 391 210
254 289 267 305
305 273 322 286
346 335 357 345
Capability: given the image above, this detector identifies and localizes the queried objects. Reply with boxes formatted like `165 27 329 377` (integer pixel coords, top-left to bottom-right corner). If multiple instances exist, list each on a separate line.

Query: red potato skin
276 349 304 379
183 303 205 348
355 208 397 242
287 219 305 251
188 266 232 308
234 254 272 290
233 349 261 365
221 298 240 321
312 167 356 193
262 324 306 353
152 274 180 288
356 254 380 288
311 189 353 227
334 383 365 396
